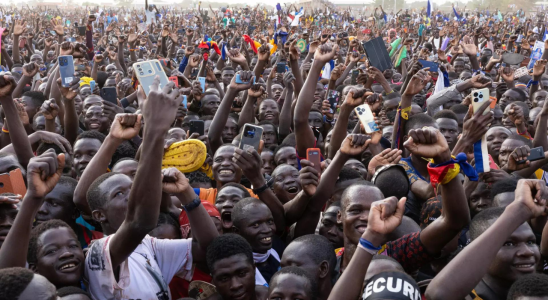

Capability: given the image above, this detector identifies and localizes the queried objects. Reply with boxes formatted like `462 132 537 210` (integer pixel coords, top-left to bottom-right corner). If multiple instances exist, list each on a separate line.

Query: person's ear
92 209 107 224
318 260 329 279
337 210 342 223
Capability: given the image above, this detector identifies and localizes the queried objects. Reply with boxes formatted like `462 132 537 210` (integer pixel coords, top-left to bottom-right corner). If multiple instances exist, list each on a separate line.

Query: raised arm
328 196 406 300
0 150 64 269
294 44 338 157
234 147 286 234
294 135 373 238
0 75 34 168
405 127 471 255
108 79 180 269
426 180 546 300
327 89 369 159
278 72 295 141
208 71 254 154
163 167 219 262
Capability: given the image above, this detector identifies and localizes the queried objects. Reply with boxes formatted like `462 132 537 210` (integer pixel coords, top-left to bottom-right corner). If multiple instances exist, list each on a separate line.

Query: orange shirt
197 187 258 205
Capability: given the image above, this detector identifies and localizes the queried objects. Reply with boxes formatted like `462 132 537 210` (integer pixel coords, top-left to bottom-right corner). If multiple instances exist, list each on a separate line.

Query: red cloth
179 201 220 239
243 35 258 54
169 267 212 299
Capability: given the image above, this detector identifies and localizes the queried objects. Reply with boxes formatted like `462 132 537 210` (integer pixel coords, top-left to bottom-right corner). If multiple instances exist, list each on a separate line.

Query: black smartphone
351 69 359 84
189 120 205 136
276 62 286 73
190 68 199 78
101 87 118 104
77 26 86 36
518 146 545 164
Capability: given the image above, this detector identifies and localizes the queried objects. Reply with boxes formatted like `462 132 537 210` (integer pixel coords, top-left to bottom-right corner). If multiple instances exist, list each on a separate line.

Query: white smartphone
471 88 491 115
354 104 379 134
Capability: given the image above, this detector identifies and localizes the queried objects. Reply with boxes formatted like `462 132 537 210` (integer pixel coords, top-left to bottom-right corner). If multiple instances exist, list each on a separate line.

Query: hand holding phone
189 120 205 136
239 124 263 151
306 148 322 176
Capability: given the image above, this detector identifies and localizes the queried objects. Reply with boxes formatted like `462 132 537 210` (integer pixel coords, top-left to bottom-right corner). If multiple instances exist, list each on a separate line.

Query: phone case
59 55 75 88
418 59 439 73
327 90 340 111
440 37 450 51
77 26 86 36
198 77 206 92
525 146 545 162
90 80 96 92
276 63 286 73
363 37 392 72
101 87 118 104
169 76 179 87
513 66 529 79
471 88 492 115
132 60 170 96
354 104 379 134
351 70 359 84
0 169 26 196
306 148 322 175
182 95 188 109
189 120 204 136
239 124 263 151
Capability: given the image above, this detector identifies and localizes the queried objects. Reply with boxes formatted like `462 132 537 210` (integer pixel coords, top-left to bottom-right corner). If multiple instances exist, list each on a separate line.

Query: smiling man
232 197 281 286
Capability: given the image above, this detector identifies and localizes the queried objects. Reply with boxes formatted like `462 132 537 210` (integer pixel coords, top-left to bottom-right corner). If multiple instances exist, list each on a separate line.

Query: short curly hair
86 172 122 212
28 219 78 264
270 266 318 300
0 267 35 299
206 233 254 272
507 273 548 299
75 130 106 143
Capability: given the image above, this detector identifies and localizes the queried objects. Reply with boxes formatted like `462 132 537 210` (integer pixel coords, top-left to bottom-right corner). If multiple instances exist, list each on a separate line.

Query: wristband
182 197 202 212
427 153 478 188
120 97 130 108
527 80 539 88
358 237 382 255
253 178 273 195
398 105 411 120
1 127 8 133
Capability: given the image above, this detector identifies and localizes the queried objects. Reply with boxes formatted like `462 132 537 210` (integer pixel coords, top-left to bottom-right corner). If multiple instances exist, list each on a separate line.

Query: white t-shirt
85 235 194 300
145 9 156 25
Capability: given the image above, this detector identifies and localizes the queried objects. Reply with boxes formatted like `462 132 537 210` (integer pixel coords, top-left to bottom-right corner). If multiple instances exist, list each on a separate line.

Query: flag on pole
427 0 431 18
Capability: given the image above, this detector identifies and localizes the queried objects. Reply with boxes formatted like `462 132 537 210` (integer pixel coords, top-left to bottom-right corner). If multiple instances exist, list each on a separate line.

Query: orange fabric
198 187 258 205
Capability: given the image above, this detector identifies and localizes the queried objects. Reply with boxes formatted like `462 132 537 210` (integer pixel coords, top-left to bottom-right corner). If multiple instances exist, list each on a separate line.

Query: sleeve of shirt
426 84 461 116
384 232 437 273
150 237 194 282
398 160 420 185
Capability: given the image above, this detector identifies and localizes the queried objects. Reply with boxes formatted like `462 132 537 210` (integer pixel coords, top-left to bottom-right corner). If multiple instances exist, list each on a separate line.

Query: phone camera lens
474 98 479 102
479 94 483 98
140 72 144 75
137 64 140 68
138 68 142 71
473 92 478 97
148 70 152 73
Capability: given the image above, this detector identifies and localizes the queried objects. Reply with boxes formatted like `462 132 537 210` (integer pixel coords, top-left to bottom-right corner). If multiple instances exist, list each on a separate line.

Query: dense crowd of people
1 2 548 299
